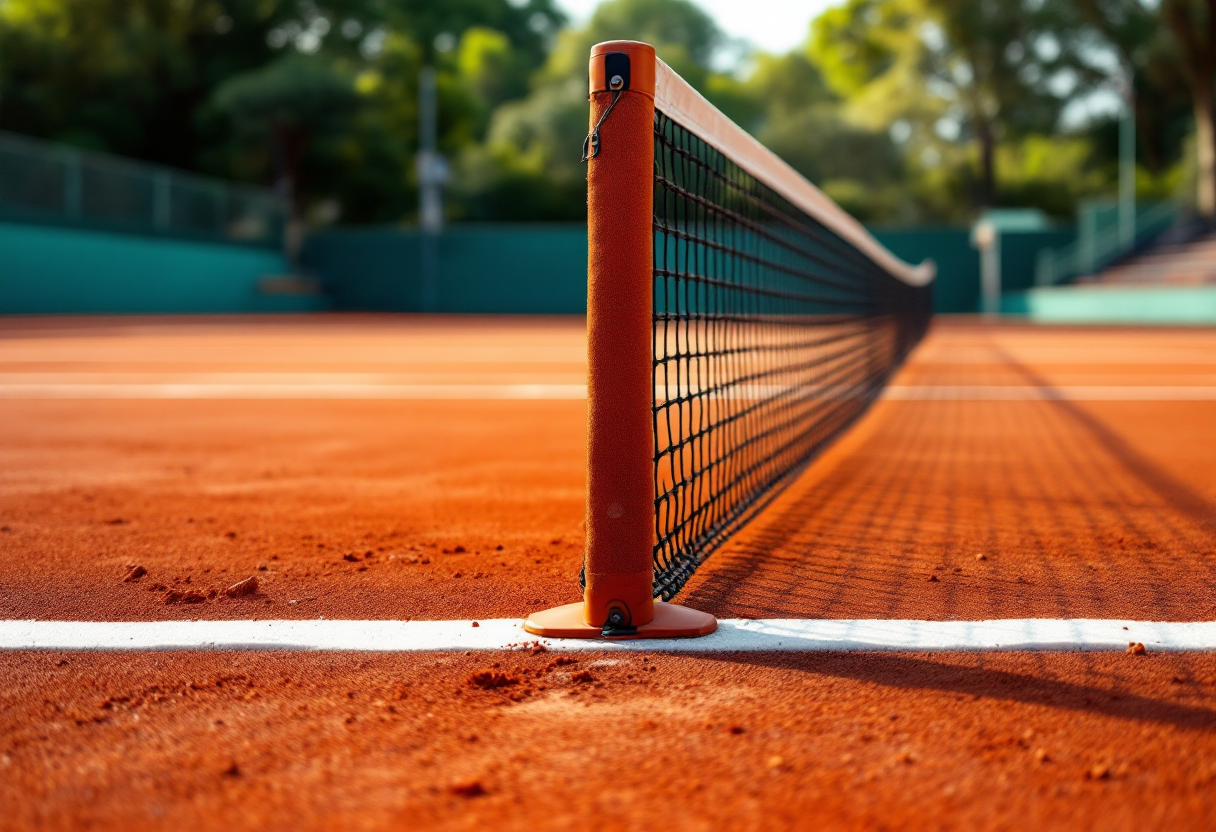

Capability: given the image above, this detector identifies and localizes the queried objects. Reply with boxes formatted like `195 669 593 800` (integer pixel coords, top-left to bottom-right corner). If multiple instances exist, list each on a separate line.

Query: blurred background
2 0 1214 320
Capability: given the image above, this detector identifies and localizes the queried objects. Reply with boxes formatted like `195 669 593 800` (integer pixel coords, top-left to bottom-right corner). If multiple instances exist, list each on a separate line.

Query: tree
1063 0 1215 218
7 0 1179 227
373 0 564 66
242 0 566 223
810 0 1074 209
453 0 725 221
0 0 285 165
1160 0 1216 219
542 0 720 87
457 27 532 114
703 51 912 221
0 0 563 223
211 55 360 212
454 77 592 220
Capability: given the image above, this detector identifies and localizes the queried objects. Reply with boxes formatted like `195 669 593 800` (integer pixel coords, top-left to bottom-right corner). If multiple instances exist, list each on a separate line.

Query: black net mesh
650 111 932 600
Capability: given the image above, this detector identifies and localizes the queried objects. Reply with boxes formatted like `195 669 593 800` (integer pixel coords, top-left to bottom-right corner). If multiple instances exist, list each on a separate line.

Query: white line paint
2 618 1214 653
883 385 1216 401
2 382 1216 401
0 373 588 384
0 383 589 400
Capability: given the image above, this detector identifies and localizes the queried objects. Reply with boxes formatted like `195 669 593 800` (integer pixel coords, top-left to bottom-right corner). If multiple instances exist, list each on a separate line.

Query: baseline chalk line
2 382 1215 401
2 618 1215 653
883 385 1216 401
0 383 588 400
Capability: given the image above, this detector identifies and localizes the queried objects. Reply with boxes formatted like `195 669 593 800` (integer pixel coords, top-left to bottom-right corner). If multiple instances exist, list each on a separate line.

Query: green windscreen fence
302 226 998 315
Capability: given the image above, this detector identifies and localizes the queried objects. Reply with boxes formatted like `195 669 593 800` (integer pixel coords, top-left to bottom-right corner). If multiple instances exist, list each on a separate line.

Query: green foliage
451 76 589 221
809 0 908 98
0 0 1205 225
994 136 1112 216
457 28 529 112
809 0 1082 208
452 0 727 221
543 0 720 85
213 55 359 137
0 0 282 163
210 55 361 218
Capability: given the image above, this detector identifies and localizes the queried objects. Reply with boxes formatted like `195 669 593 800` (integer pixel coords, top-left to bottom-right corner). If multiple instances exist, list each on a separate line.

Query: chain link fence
0 130 285 248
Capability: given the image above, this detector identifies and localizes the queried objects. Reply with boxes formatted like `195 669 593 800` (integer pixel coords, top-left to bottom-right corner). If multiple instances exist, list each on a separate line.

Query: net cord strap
581 89 623 162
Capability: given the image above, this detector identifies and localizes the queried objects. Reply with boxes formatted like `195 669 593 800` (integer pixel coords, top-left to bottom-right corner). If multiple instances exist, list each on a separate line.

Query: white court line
0 383 589 400
2 383 1216 401
2 618 1214 652
883 385 1216 401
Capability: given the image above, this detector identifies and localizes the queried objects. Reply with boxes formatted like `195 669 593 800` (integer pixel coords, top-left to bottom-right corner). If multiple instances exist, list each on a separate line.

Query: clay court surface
2 315 1215 830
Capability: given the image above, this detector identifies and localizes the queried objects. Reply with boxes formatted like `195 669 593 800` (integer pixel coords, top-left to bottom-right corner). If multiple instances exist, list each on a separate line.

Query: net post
523 41 716 640
582 40 658 633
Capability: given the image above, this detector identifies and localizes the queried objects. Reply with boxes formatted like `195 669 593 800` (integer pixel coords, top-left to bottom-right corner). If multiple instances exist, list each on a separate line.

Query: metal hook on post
581 83 623 162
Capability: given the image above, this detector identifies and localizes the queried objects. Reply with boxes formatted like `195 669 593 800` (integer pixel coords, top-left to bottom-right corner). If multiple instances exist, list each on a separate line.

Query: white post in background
974 220 1000 316
417 66 448 312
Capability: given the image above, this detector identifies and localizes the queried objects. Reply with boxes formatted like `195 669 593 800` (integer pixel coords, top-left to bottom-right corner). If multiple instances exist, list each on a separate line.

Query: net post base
523 601 717 640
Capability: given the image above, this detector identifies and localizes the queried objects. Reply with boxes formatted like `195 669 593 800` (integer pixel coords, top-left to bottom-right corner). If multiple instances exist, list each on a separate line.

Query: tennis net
650 107 933 599
525 40 932 639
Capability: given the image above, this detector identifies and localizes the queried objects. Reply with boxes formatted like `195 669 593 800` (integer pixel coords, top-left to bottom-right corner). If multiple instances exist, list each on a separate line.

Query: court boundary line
3 384 1216 401
3 618 1215 653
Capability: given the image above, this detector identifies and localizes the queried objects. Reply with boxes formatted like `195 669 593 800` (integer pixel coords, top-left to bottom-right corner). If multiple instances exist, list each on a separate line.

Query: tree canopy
0 0 1209 224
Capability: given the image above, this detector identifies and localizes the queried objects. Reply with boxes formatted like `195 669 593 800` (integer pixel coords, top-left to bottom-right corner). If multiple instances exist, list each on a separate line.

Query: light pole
974 219 1000 317
1118 62 1136 250
416 65 448 312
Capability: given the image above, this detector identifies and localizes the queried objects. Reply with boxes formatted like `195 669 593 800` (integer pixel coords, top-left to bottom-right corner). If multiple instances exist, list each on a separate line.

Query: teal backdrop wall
2 221 1068 316
870 228 979 314
870 227 1076 311
997 229 1075 294
0 221 322 314
303 225 587 313
303 225 997 315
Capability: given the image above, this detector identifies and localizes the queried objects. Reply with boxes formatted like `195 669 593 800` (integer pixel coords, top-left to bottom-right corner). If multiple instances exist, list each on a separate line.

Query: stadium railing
1034 199 1179 287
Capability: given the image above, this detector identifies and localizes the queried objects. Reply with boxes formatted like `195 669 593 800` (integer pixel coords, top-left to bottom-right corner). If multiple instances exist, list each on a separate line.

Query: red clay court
1 315 1215 830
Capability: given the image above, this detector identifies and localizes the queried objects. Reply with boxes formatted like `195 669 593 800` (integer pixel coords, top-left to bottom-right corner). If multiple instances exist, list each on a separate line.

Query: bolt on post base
523 601 717 640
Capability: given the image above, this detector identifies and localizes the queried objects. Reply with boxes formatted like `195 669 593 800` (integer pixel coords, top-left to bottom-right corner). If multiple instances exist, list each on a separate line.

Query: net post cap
523 601 717 640
589 41 656 97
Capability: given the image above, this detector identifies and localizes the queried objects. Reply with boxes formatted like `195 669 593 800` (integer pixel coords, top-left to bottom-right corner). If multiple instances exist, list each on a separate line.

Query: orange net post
523 42 716 639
